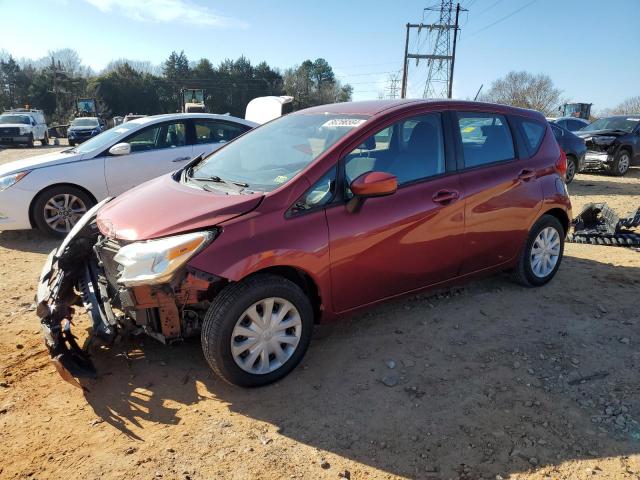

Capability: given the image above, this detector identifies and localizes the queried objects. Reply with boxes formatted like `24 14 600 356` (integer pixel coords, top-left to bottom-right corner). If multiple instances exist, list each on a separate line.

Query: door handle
432 190 459 204
518 169 536 181
172 156 191 162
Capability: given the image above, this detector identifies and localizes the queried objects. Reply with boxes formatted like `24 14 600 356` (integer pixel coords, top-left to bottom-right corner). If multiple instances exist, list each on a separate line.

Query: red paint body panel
97 100 571 323
96 174 263 240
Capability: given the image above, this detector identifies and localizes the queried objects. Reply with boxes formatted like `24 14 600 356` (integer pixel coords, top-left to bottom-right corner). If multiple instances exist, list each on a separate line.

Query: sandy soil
0 144 639 480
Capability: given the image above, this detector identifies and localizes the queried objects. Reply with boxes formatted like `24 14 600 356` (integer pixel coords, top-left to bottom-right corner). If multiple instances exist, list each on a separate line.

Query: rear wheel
201 274 314 387
609 150 631 176
512 215 565 287
32 185 95 238
565 155 577 184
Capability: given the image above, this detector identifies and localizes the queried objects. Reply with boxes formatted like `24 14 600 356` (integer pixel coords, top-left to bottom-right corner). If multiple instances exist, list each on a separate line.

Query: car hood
575 129 628 139
0 149 83 177
69 126 98 131
0 123 31 129
96 174 264 241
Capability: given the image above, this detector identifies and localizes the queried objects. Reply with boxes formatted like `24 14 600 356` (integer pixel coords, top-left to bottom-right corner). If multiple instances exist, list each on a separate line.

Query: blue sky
1 0 638 112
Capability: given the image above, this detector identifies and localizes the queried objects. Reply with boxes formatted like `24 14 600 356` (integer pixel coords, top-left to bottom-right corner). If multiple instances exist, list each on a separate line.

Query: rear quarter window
518 118 547 156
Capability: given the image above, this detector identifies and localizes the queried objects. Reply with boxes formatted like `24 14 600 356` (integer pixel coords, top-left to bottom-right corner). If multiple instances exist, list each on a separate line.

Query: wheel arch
247 265 323 323
540 207 570 236
28 183 99 228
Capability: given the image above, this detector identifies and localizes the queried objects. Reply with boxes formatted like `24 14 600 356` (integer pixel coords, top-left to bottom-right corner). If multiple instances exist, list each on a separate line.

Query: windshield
582 116 639 133
71 122 139 154
71 118 99 127
191 113 369 192
0 114 30 125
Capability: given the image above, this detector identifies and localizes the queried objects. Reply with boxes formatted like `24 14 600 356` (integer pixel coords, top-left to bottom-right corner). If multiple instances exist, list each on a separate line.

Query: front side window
457 112 515 168
290 167 337 214
191 114 369 192
126 122 187 153
194 120 248 145
344 113 445 190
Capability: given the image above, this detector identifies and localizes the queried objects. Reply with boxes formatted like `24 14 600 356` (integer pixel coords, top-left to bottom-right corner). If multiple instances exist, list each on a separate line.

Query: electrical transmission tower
385 73 401 99
400 2 465 99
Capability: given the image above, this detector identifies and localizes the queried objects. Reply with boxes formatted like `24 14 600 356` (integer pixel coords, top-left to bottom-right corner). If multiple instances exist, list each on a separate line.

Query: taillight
556 148 567 180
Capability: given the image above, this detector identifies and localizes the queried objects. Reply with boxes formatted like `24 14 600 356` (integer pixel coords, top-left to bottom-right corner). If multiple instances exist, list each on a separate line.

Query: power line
466 0 537 37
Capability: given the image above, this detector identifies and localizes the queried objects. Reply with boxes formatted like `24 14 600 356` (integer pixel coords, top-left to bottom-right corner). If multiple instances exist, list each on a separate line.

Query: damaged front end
36 199 226 386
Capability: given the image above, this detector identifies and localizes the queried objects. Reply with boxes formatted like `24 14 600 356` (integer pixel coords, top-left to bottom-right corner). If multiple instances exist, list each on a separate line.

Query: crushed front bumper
583 151 611 169
36 199 112 387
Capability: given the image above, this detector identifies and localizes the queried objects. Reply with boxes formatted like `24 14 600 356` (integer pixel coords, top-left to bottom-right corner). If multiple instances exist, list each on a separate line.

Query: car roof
128 112 258 127
296 99 545 119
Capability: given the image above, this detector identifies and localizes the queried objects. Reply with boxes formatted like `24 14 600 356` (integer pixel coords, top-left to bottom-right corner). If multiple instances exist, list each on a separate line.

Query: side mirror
350 171 397 198
109 142 131 156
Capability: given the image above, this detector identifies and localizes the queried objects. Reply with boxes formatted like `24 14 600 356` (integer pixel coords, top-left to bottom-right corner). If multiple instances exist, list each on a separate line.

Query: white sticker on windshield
321 118 366 128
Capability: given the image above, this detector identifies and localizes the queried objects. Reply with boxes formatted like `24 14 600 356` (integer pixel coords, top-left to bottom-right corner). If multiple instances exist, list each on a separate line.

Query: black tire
41 133 49 146
26 134 34 148
512 214 565 287
201 273 314 387
565 155 577 184
609 149 631 177
32 185 95 238
68 139 75 146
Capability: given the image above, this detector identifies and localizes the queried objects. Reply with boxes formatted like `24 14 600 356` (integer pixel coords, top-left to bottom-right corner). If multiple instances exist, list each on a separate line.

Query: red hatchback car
37 99 571 387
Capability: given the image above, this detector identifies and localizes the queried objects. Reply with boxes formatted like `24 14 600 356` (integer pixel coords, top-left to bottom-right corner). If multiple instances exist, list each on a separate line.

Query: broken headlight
114 231 216 287
592 136 616 145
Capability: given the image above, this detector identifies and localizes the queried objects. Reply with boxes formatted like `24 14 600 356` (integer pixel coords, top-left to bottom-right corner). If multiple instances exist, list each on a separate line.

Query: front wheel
201 274 314 387
26 134 34 148
32 185 95 238
609 150 631 176
512 215 565 287
41 133 49 146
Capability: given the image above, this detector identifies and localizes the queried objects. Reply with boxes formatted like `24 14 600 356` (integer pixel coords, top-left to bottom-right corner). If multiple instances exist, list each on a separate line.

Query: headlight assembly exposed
0 171 30 192
114 231 216 286
593 136 616 145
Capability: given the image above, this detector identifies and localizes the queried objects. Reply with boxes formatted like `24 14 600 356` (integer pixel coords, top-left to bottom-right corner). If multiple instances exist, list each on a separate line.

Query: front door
105 120 192 195
326 111 465 313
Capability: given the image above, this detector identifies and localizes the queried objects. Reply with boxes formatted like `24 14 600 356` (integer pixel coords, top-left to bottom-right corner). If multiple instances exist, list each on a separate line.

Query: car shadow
0 229 59 254
80 255 640 478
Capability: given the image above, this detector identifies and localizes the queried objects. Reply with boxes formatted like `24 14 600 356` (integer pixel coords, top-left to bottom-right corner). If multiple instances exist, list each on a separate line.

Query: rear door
104 120 192 195
191 119 251 157
455 111 543 275
326 110 465 313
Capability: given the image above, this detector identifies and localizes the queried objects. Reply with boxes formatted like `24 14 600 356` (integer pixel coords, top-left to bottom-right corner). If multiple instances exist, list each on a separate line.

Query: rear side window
550 123 564 140
194 120 249 145
520 120 546 154
456 112 515 168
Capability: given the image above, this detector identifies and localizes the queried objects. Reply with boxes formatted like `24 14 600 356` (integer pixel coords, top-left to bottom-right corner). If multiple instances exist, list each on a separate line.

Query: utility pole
448 2 462 99
386 72 400 99
400 2 466 99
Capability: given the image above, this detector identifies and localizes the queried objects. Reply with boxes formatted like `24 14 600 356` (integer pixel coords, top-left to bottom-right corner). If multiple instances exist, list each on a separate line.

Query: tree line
0 49 353 124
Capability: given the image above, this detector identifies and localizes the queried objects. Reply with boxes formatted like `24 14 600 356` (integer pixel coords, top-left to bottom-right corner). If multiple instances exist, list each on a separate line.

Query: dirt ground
0 144 639 480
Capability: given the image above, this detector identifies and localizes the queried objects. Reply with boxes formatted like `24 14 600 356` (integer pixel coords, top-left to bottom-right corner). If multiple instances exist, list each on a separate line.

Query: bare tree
610 96 640 115
480 71 563 116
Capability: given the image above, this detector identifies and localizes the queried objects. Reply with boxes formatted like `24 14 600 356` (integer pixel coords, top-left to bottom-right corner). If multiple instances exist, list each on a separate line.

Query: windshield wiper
191 175 249 189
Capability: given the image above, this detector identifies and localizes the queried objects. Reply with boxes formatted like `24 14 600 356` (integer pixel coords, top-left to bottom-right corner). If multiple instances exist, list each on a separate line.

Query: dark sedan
549 122 586 184
67 117 105 146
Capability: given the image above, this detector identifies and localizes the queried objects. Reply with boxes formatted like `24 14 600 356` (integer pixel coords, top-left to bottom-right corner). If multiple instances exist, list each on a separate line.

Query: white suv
0 109 49 147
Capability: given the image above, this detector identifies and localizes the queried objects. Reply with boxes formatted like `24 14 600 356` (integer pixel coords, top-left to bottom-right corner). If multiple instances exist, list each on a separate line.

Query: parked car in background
123 114 147 123
552 116 590 132
35 100 571 388
549 123 586 184
67 117 106 146
0 109 49 147
574 115 640 176
0 113 257 237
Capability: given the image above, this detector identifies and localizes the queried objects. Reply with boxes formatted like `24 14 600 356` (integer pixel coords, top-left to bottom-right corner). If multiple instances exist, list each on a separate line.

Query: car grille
0 127 19 136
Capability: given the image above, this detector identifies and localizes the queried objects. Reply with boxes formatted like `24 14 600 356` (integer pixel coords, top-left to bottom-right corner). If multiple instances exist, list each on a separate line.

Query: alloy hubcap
44 194 87 233
231 297 302 375
530 226 561 278
566 159 575 181
619 154 630 173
